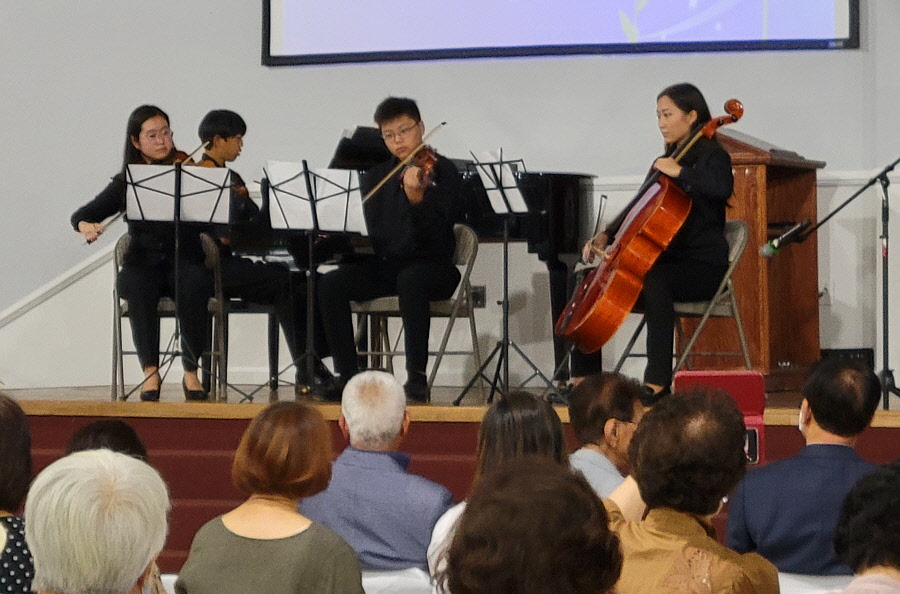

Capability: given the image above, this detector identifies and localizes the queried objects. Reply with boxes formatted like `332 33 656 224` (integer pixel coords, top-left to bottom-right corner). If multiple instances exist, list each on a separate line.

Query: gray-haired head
341 370 407 450
25 449 170 594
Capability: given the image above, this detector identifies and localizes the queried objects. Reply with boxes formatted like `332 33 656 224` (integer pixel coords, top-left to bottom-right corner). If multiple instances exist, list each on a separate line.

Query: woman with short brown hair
176 402 363 594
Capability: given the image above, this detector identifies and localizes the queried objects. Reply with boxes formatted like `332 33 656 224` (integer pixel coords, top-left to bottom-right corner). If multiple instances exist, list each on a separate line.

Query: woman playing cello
582 83 733 404
71 105 213 401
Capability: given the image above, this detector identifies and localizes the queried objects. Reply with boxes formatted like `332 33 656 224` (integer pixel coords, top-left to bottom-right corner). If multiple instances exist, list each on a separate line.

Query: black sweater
359 153 461 265
606 135 733 266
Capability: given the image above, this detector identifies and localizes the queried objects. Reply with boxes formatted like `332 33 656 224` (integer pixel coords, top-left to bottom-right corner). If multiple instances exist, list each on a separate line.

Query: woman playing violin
584 83 733 404
71 105 214 401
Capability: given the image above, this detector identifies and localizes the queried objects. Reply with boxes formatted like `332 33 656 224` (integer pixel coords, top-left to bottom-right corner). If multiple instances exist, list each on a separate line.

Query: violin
409 145 438 186
555 99 744 353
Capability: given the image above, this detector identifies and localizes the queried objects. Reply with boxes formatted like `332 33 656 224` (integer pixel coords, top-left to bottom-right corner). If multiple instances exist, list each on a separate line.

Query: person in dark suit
726 358 881 575
582 83 733 404
317 97 461 403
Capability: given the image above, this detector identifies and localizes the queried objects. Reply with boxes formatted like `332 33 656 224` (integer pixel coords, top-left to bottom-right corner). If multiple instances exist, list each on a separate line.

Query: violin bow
362 121 447 202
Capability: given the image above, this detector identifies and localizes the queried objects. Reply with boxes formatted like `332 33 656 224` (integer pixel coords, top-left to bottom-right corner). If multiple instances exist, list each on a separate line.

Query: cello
555 99 744 353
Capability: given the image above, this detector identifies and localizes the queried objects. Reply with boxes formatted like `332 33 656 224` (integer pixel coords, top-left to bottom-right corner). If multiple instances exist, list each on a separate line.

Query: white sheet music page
471 151 528 215
313 169 368 235
125 165 176 222
180 166 231 224
265 160 315 230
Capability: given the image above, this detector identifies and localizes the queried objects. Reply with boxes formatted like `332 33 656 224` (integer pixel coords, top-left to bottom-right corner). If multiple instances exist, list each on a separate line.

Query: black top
359 153 461 265
197 154 260 258
70 171 207 267
606 135 733 266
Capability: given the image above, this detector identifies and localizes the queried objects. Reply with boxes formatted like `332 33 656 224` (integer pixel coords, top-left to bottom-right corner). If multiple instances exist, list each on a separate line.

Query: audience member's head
232 401 332 501
834 461 900 576
568 372 644 475
340 370 409 451
0 392 31 514
801 357 880 440
630 388 747 516
66 419 148 460
474 391 567 485
441 457 621 594
25 449 169 594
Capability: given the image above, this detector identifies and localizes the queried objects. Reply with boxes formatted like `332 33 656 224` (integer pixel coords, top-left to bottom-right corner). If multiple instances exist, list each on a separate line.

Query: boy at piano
197 109 332 394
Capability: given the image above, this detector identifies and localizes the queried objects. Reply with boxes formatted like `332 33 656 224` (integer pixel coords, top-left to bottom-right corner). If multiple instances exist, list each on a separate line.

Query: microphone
760 220 811 258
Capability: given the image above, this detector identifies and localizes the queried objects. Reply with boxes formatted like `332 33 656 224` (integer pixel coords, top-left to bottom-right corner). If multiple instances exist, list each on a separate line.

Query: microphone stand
793 156 900 409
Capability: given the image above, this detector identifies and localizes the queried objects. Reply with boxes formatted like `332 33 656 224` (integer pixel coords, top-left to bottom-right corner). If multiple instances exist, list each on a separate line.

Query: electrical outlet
471 285 486 308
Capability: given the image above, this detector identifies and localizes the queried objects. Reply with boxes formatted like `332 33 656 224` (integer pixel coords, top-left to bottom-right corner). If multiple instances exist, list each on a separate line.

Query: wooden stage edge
17 399 900 428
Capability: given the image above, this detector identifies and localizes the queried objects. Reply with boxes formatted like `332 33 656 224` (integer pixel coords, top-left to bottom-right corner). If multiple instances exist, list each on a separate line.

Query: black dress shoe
404 372 430 404
296 359 335 393
183 379 209 402
641 384 671 407
311 374 348 403
139 389 160 402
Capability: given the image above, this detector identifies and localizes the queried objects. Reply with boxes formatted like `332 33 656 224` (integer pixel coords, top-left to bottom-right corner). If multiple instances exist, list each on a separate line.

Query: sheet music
313 169 367 235
265 160 315 230
472 150 528 214
124 164 230 223
264 161 368 234
180 166 230 224
125 165 176 222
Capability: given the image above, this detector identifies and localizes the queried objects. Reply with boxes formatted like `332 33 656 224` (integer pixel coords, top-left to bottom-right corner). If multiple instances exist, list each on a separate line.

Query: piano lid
329 126 392 170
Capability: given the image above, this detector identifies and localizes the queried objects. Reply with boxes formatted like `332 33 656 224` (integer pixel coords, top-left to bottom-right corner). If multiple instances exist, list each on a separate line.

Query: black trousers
220 256 328 365
637 258 727 387
117 261 213 372
318 258 461 378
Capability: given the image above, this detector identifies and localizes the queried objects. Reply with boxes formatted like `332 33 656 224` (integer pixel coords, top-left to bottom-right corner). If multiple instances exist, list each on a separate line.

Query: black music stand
265 159 367 398
455 151 558 404
124 163 231 398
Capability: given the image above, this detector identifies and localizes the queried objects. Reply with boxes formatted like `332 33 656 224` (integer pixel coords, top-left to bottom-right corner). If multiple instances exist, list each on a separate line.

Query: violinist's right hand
78 221 103 244
581 232 609 264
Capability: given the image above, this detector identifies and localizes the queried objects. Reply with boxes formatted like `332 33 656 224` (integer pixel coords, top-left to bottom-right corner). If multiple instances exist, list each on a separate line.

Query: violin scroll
724 98 744 121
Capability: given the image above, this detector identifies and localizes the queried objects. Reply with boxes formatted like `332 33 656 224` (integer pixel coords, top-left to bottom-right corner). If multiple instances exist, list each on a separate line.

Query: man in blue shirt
301 370 453 571
726 358 880 575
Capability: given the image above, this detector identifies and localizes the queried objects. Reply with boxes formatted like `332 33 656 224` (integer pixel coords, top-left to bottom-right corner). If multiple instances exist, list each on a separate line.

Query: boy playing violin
317 97 462 402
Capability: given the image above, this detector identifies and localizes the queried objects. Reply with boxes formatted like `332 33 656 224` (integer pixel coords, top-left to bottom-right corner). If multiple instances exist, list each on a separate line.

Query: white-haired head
25 449 170 594
341 370 408 450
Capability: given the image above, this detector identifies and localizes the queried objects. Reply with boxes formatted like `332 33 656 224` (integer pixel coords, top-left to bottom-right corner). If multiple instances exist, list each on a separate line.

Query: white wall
1 1 898 387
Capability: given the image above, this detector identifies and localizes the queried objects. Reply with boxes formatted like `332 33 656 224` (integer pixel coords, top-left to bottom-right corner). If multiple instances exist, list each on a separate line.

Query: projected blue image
266 0 856 65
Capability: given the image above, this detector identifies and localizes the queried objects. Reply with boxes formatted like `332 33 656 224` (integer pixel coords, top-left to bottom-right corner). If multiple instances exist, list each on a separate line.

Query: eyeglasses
142 128 173 142
381 123 418 142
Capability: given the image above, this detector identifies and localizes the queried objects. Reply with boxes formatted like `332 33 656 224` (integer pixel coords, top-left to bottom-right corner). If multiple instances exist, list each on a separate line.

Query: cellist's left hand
653 157 682 178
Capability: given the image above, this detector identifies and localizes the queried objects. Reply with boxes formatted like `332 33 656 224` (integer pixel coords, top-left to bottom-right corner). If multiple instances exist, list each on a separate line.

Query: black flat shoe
139 389 160 402
641 384 671 407
183 379 209 402
404 372 430 404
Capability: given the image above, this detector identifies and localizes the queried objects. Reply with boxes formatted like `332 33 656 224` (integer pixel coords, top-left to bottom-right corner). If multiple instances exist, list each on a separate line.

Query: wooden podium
679 129 825 392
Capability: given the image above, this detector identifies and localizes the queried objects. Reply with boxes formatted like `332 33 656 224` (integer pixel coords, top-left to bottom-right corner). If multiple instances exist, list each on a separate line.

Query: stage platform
12 385 900 573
